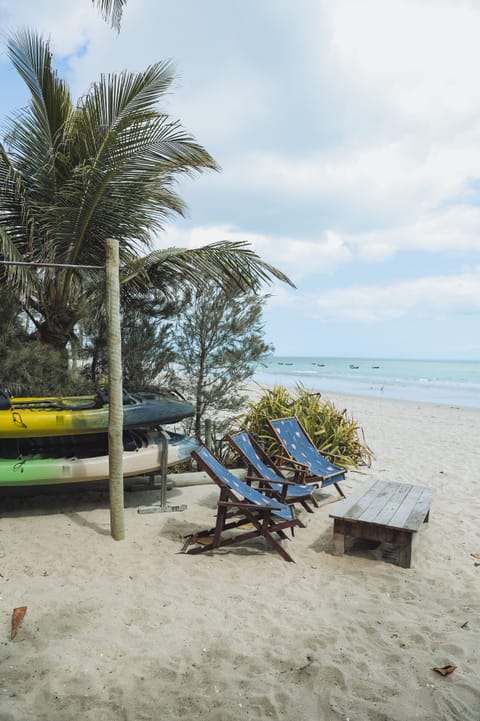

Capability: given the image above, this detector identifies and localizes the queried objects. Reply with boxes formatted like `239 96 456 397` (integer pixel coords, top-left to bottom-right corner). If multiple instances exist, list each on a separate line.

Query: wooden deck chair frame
268 416 346 499
225 430 319 513
182 446 305 563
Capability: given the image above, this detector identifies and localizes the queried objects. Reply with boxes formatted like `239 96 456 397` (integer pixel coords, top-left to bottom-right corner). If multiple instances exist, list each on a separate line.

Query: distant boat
371 366 380 369
349 364 359 369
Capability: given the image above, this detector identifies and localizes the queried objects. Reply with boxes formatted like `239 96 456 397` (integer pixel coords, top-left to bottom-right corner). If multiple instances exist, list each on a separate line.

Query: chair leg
334 482 346 498
291 517 306 535
213 501 227 548
263 530 295 562
300 499 315 513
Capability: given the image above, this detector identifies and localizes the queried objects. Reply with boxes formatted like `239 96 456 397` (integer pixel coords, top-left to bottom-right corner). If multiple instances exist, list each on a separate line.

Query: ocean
252 356 480 409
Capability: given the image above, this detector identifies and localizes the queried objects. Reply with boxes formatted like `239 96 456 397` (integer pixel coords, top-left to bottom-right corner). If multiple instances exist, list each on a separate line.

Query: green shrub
1 340 91 396
238 384 373 469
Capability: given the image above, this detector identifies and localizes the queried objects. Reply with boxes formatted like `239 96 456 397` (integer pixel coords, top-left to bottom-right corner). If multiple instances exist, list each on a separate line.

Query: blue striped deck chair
268 417 346 498
226 430 319 513
182 445 305 562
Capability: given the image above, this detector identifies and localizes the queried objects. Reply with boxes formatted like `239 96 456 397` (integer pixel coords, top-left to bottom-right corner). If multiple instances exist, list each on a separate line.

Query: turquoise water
253 356 480 409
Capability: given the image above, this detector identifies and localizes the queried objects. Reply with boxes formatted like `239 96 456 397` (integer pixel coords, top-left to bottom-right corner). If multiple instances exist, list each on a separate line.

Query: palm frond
0 227 40 299
44 63 218 266
93 0 127 31
120 240 295 298
5 29 72 187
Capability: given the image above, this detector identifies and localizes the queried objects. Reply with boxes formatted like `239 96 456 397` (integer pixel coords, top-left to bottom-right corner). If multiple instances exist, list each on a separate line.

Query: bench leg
398 533 413 568
332 520 346 556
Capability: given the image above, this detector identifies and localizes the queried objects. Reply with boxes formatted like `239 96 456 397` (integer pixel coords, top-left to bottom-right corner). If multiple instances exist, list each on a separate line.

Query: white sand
1 392 479 721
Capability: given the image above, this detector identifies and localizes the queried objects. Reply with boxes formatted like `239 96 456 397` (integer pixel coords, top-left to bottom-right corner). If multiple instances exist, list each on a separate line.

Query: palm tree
0 30 293 355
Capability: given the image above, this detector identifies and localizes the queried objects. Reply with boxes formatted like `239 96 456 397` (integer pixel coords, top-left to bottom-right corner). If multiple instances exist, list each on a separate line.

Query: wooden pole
105 239 125 540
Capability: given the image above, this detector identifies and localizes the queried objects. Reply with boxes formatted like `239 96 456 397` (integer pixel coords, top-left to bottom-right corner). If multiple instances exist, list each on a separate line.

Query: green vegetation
239 384 373 469
0 283 88 395
79 290 176 390
173 284 272 440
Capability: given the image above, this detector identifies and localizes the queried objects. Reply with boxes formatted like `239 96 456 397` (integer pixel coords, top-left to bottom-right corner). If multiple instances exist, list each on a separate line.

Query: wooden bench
329 480 435 568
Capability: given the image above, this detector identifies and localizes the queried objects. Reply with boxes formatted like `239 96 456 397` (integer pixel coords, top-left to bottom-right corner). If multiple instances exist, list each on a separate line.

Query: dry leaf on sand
11 606 27 640
470 552 480 559
433 664 457 676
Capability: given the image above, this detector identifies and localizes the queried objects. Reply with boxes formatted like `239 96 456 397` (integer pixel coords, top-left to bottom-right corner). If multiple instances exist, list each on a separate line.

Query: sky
1 0 480 360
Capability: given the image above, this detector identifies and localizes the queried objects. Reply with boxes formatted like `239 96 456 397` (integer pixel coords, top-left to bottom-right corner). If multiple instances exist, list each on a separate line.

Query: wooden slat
403 487 435 530
389 486 435 531
373 483 418 528
329 479 381 520
385 484 425 529
359 482 412 525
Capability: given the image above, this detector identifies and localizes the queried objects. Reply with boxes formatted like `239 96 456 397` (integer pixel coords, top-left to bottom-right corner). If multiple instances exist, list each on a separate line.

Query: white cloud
5 0 480 236
172 75 272 147
159 223 352 279
0 0 98 55
161 199 480 280
330 0 480 122
343 205 480 261
276 272 480 323
217 135 480 228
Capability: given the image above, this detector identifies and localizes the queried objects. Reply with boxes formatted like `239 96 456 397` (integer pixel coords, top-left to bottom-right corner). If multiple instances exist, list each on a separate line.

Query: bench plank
330 480 388 521
355 481 397 522
389 486 435 531
360 482 412 526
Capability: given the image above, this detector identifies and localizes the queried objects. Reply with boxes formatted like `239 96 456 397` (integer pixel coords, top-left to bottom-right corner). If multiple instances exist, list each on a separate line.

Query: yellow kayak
0 390 195 438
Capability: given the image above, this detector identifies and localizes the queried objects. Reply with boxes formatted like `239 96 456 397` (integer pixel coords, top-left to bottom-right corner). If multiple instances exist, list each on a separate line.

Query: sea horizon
252 355 480 409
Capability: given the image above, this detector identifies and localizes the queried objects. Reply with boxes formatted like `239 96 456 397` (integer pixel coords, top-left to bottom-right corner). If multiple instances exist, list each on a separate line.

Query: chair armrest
218 500 283 511
292 468 310 485
246 474 298 487
276 454 310 470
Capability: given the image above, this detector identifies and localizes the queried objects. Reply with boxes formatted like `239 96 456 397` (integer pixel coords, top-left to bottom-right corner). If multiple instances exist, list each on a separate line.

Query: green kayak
0 430 198 486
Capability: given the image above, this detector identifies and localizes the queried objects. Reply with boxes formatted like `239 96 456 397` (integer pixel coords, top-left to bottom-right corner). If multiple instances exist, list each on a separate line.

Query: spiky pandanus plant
239 384 374 469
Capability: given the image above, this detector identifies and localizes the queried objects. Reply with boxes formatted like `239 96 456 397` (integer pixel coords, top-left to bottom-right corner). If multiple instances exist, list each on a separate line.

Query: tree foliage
0 281 88 395
173 285 272 440
79 291 176 390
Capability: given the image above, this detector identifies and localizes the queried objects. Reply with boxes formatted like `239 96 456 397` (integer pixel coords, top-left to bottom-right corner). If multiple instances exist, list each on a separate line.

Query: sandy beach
0 392 479 721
